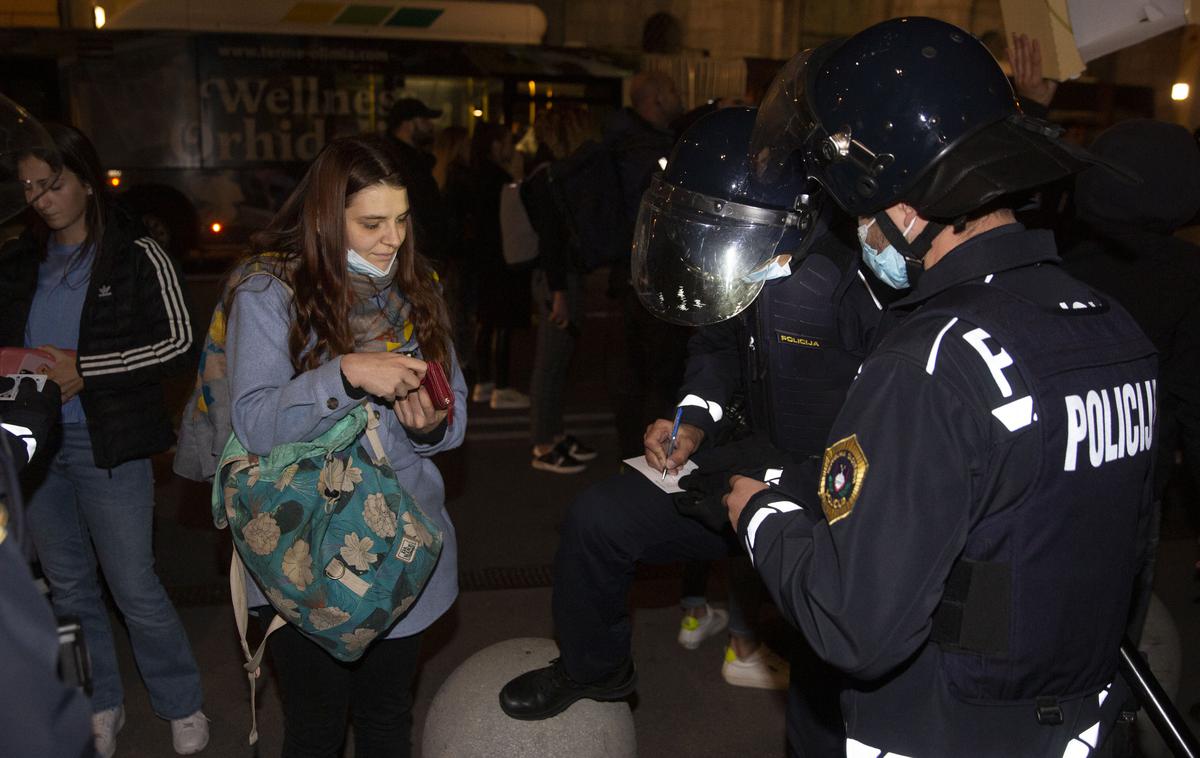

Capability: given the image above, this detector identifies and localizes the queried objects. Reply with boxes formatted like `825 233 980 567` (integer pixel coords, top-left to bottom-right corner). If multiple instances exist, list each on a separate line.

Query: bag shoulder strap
230 549 286 745
363 401 389 466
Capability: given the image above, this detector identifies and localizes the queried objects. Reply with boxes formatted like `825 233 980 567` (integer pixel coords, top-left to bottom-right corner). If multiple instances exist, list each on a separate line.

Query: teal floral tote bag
212 404 443 662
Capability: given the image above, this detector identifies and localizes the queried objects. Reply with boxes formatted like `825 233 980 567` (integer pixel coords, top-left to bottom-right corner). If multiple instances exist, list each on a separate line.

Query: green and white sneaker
677 604 728 650
721 644 790 690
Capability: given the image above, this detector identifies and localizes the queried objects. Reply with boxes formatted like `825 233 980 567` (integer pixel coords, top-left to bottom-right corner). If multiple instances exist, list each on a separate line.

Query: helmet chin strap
873 211 945 285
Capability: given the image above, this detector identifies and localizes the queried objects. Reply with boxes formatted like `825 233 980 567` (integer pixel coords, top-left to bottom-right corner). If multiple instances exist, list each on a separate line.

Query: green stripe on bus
334 5 393 25
385 8 444 28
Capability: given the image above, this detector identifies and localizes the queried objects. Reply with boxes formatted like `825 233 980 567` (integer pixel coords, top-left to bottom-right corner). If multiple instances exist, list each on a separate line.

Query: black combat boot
498 657 637 720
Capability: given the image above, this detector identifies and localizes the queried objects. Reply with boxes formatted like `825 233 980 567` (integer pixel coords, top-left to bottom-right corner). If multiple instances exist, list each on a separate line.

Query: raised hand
1008 33 1058 108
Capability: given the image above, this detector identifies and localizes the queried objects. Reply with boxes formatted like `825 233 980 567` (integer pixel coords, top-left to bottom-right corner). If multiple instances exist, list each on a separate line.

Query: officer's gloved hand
0 375 61 469
673 435 794 532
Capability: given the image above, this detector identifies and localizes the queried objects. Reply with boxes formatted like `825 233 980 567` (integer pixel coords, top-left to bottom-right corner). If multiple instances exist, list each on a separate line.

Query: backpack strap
229 549 286 745
363 401 390 466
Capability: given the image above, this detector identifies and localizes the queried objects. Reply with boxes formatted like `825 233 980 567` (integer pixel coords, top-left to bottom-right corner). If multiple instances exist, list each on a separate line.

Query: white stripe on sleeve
79 237 193 376
678 394 723 423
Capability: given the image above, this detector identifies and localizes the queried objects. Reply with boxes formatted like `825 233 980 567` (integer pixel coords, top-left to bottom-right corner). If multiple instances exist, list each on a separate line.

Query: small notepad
622 456 699 494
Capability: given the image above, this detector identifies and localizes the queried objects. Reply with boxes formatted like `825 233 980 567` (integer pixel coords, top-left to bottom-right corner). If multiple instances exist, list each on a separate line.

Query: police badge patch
820 434 868 525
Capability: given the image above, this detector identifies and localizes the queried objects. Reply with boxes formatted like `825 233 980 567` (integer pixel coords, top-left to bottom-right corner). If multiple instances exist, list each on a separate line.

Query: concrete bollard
422 637 637 758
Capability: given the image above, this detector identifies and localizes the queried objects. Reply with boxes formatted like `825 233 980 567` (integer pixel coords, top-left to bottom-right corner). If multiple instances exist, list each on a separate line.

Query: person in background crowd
728 19 1156 755
386 97 452 265
463 121 533 410
0 123 207 757
1062 119 1200 587
603 70 689 458
432 125 475 383
521 108 599 472
223 134 466 757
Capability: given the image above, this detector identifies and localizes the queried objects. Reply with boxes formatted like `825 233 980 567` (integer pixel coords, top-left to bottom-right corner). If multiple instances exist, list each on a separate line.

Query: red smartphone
420 361 453 411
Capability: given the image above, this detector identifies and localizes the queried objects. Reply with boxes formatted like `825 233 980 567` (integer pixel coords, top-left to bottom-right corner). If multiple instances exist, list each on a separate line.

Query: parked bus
0 26 628 265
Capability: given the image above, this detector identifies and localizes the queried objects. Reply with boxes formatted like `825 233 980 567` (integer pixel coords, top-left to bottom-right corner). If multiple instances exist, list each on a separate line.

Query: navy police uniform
738 225 1157 756
0 380 94 758
553 231 889 690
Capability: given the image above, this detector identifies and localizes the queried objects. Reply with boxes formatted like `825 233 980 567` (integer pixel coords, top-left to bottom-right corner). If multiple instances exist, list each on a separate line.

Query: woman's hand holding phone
340 352 424 400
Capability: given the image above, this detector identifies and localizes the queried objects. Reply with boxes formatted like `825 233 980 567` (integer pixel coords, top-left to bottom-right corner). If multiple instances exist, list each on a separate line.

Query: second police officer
499 106 897 754
724 17 1157 757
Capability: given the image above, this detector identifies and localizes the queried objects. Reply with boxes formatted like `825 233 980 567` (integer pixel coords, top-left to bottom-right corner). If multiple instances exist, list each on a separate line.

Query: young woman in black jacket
0 124 207 757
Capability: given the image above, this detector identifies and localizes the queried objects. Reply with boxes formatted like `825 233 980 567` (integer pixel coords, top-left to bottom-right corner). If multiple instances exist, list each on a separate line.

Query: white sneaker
721 645 790 690
171 710 210 755
677 605 729 650
471 382 495 403
92 705 125 758
489 387 530 410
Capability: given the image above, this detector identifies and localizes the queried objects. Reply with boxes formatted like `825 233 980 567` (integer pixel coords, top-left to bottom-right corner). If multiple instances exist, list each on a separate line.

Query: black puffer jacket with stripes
0 205 196 468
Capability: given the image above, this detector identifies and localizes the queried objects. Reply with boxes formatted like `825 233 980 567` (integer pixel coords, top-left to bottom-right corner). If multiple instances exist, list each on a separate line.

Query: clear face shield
0 92 60 224
750 50 821 188
631 174 810 326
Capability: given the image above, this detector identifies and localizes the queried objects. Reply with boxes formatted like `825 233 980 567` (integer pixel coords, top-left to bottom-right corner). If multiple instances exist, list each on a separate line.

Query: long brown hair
246 135 452 375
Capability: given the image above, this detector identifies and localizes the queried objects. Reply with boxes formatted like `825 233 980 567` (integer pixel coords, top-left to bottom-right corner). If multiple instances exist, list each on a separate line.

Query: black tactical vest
745 248 868 457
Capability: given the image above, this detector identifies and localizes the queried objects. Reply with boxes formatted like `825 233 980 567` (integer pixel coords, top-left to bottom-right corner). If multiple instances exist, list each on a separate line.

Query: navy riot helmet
753 17 1097 221
632 106 817 326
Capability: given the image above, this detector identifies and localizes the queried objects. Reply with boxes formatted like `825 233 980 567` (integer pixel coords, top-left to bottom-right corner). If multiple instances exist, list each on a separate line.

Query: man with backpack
580 71 689 456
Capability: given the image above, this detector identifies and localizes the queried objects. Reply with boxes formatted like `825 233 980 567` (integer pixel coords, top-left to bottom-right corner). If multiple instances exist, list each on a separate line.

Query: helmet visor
0 93 60 224
632 175 792 326
750 49 820 187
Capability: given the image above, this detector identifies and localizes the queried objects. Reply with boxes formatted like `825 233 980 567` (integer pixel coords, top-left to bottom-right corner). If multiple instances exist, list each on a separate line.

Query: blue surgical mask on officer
346 248 396 279
857 216 916 290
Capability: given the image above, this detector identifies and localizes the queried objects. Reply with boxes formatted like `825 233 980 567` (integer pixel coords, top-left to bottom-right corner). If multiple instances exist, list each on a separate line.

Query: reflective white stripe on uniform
857 270 883 311
1061 721 1100 758
744 500 803 563
764 468 783 485
845 738 913 758
678 394 723 423
924 317 959 375
0 423 34 459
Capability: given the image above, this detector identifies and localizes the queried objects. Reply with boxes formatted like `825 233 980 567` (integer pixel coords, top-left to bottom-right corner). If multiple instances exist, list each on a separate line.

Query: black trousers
551 470 843 755
552 471 736 683
267 624 422 758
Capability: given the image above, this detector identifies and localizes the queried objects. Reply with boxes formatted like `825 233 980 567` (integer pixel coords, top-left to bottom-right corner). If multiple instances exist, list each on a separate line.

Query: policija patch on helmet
820 434 868 525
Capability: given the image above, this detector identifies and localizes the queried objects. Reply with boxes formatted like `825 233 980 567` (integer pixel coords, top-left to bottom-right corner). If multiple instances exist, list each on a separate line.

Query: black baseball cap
387 98 443 131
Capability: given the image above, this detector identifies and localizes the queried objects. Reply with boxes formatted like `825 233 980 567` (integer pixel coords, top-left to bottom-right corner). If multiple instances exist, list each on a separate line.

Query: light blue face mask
346 248 396 279
857 216 916 290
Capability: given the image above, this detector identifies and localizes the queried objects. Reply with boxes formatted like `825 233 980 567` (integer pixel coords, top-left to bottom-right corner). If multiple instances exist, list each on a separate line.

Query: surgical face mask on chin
857 217 916 290
346 248 397 279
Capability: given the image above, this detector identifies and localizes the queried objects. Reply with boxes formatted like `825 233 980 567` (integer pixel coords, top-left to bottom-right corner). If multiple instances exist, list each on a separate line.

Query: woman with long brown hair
223 134 465 756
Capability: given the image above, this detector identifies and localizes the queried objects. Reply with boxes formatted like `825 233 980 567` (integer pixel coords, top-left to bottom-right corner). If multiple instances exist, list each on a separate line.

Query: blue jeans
22 423 203 718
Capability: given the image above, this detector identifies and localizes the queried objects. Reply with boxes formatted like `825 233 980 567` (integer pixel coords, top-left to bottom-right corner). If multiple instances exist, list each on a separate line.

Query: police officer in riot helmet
499 106 893 739
716 17 1155 757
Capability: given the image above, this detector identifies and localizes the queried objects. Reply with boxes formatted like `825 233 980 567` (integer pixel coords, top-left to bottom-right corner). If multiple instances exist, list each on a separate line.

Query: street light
1171 82 1190 101
93 5 106 29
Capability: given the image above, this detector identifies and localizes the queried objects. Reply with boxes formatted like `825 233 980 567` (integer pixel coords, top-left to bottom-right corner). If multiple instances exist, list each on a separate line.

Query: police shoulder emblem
820 434 868 525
